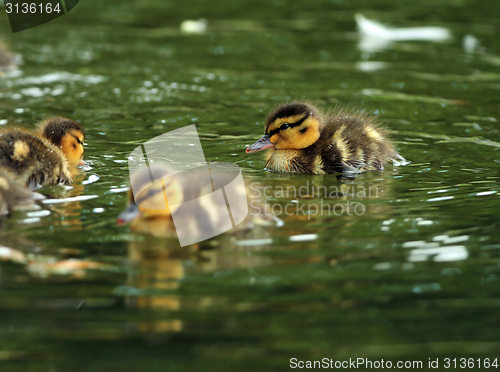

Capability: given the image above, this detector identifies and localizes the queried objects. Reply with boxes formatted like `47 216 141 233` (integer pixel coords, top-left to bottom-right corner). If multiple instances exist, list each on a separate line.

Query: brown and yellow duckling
246 102 405 175
117 164 277 242
0 166 35 217
37 117 86 169
0 117 85 186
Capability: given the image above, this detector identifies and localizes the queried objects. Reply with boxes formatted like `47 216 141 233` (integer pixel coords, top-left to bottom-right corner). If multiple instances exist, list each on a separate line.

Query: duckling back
313 109 405 175
0 130 72 186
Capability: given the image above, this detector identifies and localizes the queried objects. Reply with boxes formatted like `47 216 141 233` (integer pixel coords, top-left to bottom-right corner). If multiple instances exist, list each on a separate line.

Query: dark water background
1 0 500 371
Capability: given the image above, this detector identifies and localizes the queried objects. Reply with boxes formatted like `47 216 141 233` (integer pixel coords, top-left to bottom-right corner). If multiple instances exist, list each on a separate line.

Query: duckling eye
280 123 291 131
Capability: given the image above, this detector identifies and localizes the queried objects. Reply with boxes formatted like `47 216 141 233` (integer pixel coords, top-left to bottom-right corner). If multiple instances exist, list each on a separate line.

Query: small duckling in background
246 102 406 175
0 38 21 73
0 117 85 186
117 164 277 242
0 167 35 217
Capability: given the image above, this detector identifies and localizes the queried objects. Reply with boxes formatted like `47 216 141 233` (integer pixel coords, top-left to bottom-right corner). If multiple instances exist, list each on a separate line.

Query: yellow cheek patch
270 117 321 150
12 140 30 160
270 133 280 144
60 133 84 167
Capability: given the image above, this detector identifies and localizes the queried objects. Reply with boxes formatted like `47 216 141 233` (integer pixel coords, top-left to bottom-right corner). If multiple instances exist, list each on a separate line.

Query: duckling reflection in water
0 166 35 217
0 117 86 187
246 102 406 176
118 163 279 332
117 163 277 243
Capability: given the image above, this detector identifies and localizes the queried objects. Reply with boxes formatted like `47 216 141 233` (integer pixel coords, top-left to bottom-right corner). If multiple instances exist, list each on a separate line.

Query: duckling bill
246 102 405 175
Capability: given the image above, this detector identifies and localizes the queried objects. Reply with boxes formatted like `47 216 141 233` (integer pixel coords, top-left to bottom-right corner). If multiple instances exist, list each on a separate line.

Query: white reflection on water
356 13 451 53
427 196 454 202
14 72 106 85
403 235 470 263
41 195 98 204
408 246 468 262
82 175 100 185
289 234 318 242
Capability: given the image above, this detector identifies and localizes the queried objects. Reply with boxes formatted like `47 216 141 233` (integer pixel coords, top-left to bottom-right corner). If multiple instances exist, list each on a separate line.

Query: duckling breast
266 148 327 175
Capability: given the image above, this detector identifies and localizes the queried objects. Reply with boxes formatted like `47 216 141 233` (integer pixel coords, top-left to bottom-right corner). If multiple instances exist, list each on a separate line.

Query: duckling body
0 130 72 186
246 102 405 175
0 167 34 217
0 117 85 186
118 164 276 242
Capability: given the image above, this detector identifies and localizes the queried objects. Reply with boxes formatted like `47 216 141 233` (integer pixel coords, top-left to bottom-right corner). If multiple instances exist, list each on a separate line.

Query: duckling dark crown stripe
267 114 309 137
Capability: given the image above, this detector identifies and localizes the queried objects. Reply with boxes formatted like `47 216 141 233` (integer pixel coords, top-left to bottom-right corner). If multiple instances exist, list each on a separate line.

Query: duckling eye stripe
136 184 165 205
267 114 309 137
71 134 83 145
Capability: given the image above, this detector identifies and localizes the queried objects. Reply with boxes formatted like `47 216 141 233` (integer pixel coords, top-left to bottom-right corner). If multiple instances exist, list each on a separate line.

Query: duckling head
39 117 86 167
246 102 322 153
117 164 184 225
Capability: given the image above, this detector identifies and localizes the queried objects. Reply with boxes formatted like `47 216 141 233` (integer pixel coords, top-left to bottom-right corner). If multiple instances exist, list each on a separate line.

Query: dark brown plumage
0 129 72 186
0 117 85 187
246 102 406 175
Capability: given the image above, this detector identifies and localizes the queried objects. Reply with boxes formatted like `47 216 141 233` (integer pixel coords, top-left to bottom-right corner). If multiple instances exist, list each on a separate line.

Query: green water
1 1 500 371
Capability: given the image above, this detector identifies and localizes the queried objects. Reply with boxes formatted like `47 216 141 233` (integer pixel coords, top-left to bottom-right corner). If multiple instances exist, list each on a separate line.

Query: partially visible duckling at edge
117 164 277 241
0 117 85 186
0 166 35 217
246 102 406 175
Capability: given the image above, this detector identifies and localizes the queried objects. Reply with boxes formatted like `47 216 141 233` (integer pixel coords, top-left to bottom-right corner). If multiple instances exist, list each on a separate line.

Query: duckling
0 167 35 217
0 117 85 186
246 102 406 175
117 163 277 243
